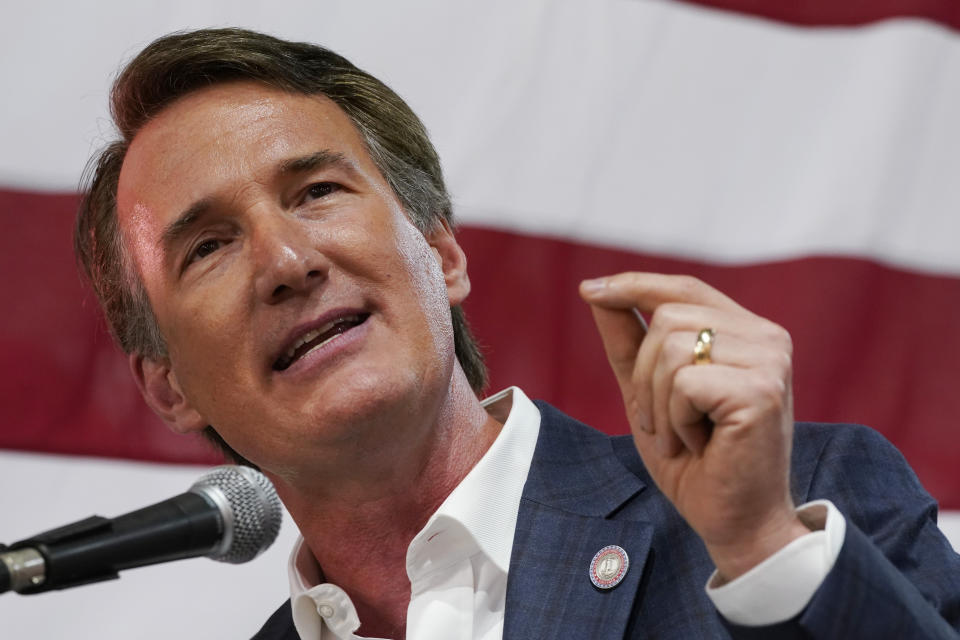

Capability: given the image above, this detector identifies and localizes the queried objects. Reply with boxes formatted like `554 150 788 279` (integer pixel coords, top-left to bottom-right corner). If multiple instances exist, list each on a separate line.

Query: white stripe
0 449 957 639
940 511 960 553
0 450 299 639
2 1 960 274
435 5 960 275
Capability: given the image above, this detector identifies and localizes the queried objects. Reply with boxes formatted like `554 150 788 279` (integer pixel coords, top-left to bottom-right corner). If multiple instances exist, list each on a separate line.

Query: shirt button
317 603 335 618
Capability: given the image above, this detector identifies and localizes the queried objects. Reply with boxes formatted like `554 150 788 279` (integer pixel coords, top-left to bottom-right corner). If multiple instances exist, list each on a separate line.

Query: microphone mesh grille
191 466 283 564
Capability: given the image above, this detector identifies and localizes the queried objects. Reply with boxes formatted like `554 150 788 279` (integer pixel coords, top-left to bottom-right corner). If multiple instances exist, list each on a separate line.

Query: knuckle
650 303 683 331
780 330 794 356
750 371 787 411
630 364 650 392
626 393 649 423
663 330 691 362
674 274 704 298
621 271 645 289
751 320 794 379
771 323 793 352
758 319 793 355
762 348 792 379
778 354 793 381
672 364 697 392
649 304 670 330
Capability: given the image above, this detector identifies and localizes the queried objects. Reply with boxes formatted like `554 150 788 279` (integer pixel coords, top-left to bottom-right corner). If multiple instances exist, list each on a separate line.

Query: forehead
118 81 371 203
115 81 380 270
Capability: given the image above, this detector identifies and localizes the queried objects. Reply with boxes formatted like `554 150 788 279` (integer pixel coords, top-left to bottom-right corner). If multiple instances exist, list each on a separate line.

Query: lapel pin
589 544 629 589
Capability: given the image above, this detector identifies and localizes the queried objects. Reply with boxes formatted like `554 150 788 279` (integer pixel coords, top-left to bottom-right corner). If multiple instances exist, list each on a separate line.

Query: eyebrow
161 198 214 255
159 149 360 255
278 150 358 178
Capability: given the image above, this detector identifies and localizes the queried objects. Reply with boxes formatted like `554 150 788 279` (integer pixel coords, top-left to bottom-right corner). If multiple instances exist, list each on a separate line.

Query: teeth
283 314 359 361
285 328 322 360
306 330 345 353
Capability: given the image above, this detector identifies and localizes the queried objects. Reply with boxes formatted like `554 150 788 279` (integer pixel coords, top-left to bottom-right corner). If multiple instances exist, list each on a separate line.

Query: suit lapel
504 402 653 640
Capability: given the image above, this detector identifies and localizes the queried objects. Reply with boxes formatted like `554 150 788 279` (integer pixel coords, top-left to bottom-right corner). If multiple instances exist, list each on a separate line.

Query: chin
307 363 442 438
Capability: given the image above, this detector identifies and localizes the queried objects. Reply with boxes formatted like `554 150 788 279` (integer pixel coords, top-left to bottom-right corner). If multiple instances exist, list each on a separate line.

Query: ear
129 354 207 435
426 218 471 306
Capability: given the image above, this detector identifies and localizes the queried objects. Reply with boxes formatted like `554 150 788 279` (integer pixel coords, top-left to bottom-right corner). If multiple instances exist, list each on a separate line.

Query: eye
304 182 340 202
189 238 223 263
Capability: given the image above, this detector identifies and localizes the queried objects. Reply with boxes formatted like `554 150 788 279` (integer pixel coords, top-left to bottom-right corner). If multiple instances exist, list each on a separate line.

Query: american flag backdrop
1 1 958 637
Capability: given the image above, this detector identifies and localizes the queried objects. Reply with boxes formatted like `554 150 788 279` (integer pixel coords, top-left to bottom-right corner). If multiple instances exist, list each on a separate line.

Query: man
75 28 959 639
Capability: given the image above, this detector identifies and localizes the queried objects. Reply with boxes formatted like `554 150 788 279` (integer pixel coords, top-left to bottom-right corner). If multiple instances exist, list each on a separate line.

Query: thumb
584 301 646 395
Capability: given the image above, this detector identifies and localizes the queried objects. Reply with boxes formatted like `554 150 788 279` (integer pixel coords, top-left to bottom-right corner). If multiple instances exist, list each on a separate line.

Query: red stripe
0 189 219 465
672 0 960 30
457 226 960 510
2 190 958 508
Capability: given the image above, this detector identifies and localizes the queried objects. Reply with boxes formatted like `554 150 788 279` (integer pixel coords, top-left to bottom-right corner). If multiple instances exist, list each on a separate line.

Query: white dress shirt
287 387 845 638
289 387 541 640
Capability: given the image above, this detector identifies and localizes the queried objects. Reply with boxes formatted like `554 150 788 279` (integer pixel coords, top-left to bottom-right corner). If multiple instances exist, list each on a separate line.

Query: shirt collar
415 386 540 573
287 386 541 584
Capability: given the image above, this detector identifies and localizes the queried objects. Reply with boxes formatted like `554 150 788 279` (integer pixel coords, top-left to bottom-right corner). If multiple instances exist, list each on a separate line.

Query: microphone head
189 466 283 564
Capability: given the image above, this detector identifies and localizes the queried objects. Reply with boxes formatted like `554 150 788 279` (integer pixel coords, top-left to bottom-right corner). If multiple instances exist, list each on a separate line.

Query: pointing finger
584 303 647 396
580 273 742 316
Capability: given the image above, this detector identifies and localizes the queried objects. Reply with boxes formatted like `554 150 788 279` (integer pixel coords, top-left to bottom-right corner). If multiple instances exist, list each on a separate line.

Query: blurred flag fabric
1 1 958 638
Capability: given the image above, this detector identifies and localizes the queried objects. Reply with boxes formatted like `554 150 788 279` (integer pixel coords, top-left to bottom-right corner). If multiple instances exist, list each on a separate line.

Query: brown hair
75 28 487 463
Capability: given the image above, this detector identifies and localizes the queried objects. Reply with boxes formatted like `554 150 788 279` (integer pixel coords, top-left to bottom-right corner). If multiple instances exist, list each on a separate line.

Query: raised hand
580 273 811 580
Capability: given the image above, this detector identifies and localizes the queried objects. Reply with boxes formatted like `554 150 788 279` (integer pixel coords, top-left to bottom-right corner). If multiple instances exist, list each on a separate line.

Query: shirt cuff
705 499 846 626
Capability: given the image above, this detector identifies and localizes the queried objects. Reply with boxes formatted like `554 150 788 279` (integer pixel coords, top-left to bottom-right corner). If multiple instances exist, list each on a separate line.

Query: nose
251 212 327 304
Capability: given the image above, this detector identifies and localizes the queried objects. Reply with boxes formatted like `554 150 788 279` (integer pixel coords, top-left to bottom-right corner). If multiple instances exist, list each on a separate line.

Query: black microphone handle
9 491 223 594
0 544 10 594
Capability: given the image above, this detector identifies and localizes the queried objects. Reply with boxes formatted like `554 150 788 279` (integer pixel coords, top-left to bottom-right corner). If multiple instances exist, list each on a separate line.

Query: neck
266 366 502 637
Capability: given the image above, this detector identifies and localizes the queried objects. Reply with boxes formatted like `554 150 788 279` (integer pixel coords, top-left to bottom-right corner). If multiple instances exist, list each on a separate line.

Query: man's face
116 82 467 472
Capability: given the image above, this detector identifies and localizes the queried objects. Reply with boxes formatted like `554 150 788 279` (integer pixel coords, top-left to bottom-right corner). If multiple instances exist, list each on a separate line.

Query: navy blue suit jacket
253 402 960 639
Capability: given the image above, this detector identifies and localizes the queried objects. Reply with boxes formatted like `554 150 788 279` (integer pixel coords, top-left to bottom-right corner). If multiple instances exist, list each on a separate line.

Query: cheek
393 227 454 351
327 212 450 318
159 291 252 399
162 292 232 351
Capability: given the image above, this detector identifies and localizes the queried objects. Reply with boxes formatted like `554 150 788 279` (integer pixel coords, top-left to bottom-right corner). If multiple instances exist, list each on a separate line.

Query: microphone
0 465 282 595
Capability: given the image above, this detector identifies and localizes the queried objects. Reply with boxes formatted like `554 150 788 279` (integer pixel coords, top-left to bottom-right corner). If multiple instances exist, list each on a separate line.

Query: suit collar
504 401 653 640
522 400 646 516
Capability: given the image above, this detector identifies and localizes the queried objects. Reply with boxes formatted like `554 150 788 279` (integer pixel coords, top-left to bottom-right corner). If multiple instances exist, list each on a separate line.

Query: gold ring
693 328 716 365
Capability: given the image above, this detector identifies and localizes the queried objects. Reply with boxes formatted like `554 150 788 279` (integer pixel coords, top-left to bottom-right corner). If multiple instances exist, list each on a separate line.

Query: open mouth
273 313 370 371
